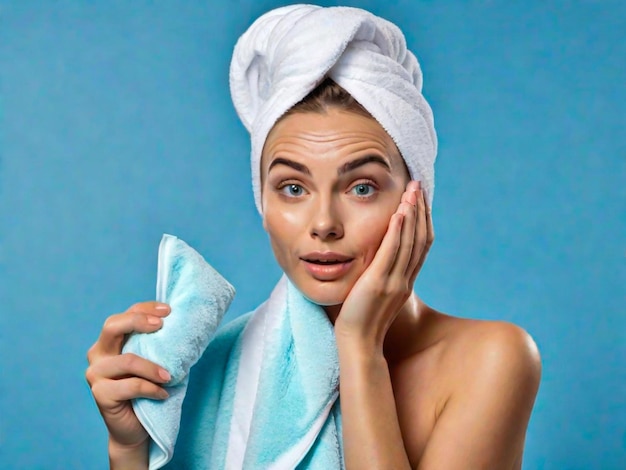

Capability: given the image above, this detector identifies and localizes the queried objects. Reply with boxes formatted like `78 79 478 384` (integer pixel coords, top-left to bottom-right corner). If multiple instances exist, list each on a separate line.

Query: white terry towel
230 4 438 213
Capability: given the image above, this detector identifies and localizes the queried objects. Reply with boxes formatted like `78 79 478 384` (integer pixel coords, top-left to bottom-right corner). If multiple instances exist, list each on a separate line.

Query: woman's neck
324 293 432 362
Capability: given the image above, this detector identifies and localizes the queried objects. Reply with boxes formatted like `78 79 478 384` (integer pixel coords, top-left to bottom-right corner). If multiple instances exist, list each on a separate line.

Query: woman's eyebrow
268 157 311 175
338 155 391 175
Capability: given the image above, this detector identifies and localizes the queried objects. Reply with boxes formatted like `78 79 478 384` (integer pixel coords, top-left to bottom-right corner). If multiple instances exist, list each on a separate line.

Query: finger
91 377 169 408
400 181 418 203
426 195 434 245
89 303 170 360
366 211 404 275
410 189 433 282
391 197 417 277
406 185 426 274
127 301 171 318
86 353 170 386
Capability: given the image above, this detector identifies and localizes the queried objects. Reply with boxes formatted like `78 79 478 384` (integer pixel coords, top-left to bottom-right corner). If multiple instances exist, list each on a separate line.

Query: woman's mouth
300 253 354 281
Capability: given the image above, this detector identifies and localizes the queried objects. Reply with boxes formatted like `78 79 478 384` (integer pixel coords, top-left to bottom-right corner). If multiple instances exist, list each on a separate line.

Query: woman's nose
310 197 344 241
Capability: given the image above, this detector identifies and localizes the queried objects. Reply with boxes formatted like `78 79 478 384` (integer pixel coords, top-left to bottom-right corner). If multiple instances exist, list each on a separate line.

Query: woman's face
261 108 410 309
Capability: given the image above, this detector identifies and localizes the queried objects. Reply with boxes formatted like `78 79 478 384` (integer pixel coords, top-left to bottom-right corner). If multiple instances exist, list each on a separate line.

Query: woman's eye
351 183 376 197
280 184 305 197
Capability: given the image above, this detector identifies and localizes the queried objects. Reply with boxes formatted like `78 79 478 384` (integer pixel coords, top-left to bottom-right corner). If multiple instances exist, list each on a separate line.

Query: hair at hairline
279 77 374 121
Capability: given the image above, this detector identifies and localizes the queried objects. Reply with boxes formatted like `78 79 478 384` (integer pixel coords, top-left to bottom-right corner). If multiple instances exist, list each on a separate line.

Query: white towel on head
229 4 437 213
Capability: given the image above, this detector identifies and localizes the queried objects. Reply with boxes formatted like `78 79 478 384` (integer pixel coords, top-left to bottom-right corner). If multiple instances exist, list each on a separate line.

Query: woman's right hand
85 302 172 462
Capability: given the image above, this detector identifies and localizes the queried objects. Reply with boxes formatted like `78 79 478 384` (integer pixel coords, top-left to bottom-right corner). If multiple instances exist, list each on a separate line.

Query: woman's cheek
275 204 306 227
264 203 304 267
354 210 394 265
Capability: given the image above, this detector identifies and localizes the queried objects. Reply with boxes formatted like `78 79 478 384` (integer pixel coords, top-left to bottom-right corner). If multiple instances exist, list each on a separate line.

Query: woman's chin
303 290 344 320
303 289 345 307
291 277 350 308
311 296 343 307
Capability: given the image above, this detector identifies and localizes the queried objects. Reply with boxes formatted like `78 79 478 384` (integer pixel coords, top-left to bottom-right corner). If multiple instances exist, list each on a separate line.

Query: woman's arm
334 181 429 468
336 334 412 469
334 182 540 468
109 440 150 470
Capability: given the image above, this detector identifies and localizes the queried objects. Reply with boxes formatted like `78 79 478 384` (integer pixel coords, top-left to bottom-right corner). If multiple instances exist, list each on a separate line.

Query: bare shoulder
439 316 542 389
412 313 542 469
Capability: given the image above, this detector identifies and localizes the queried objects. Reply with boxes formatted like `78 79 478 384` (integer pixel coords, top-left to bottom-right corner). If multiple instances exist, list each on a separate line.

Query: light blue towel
167 276 344 469
125 235 344 469
122 234 236 469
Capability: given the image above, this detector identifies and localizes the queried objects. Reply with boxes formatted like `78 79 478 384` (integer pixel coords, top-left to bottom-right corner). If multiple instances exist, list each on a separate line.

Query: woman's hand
335 180 433 350
334 180 432 468
85 302 172 462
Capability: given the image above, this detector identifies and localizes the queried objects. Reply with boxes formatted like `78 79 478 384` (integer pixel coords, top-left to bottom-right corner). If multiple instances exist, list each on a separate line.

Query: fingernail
159 389 170 399
159 368 171 381
147 316 161 325
155 304 170 311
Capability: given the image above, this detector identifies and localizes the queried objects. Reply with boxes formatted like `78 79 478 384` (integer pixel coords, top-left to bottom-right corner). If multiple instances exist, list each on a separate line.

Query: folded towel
122 234 236 469
153 254 342 468
229 4 438 213
122 235 341 468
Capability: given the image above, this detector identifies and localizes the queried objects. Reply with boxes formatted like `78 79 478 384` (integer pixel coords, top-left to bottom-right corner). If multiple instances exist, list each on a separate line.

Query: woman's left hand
334 180 433 350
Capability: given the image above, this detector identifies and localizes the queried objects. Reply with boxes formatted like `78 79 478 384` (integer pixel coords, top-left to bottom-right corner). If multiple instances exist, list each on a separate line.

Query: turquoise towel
122 234 236 469
167 276 344 469
125 234 344 468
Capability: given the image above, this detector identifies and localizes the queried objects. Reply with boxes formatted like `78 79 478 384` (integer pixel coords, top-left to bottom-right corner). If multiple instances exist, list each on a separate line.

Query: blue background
1 1 624 468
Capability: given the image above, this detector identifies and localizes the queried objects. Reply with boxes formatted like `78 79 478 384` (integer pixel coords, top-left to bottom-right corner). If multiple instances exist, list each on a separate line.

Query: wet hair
280 77 373 120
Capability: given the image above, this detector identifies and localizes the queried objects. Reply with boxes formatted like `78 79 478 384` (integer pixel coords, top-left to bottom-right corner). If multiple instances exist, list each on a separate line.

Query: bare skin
262 109 542 469
86 108 541 469
85 302 171 468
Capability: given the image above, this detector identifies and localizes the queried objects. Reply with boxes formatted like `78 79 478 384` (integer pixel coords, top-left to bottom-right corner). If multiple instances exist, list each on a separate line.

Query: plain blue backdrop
1 1 624 468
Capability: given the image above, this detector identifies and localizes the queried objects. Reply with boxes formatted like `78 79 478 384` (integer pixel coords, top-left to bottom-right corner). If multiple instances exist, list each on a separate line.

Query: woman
86 5 541 469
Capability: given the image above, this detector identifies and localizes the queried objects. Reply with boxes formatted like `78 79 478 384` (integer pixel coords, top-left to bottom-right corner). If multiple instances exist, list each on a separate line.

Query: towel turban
229 4 437 213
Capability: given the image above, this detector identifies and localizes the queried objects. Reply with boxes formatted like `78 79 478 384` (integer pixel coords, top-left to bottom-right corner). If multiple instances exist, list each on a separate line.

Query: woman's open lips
300 252 354 281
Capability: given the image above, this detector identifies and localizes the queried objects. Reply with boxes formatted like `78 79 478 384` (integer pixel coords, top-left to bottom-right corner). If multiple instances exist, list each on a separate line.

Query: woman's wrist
334 320 387 358
335 328 387 366
108 438 149 470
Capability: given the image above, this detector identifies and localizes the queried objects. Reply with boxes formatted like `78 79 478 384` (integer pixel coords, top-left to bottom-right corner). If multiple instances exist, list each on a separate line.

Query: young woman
86 5 541 469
